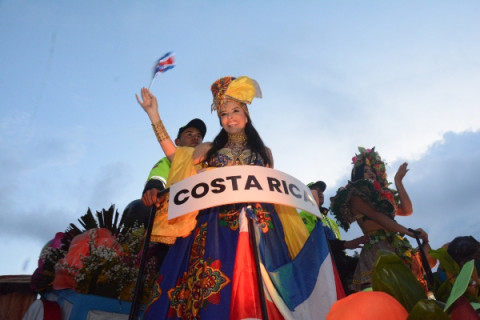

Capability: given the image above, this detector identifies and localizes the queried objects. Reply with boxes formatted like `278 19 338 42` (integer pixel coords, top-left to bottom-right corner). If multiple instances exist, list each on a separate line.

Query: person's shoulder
153 156 170 167
193 142 213 163
194 142 213 154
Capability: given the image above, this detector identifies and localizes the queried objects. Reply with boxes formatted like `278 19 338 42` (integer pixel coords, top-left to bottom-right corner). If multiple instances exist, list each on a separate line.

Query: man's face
312 189 325 208
175 127 203 147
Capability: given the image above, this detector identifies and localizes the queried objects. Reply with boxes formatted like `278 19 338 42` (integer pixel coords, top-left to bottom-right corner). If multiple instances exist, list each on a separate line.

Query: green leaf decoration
471 302 480 310
407 299 450 320
372 250 426 312
429 247 460 275
434 279 454 303
444 259 474 311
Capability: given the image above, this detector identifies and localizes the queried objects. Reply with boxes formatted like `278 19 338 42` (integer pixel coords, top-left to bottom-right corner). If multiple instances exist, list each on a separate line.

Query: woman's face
363 165 377 181
219 100 248 134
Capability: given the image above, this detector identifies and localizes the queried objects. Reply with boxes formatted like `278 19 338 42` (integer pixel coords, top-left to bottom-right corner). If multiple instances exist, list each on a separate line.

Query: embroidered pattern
167 223 230 319
209 148 265 167
218 206 240 231
253 203 273 233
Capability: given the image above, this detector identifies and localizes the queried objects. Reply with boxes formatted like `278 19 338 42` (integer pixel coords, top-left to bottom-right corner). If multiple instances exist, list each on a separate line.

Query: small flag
153 51 175 77
149 51 175 89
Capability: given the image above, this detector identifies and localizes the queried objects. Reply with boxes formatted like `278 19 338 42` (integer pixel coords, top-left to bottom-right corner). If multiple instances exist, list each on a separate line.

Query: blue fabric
49 289 142 320
267 223 330 310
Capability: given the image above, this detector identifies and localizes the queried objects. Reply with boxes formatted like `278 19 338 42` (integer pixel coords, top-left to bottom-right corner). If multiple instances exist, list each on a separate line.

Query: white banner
168 166 320 219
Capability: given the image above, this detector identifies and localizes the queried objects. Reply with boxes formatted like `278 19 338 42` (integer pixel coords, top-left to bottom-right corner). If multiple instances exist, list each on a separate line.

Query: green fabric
299 211 342 239
147 157 171 184
321 216 342 240
298 210 317 234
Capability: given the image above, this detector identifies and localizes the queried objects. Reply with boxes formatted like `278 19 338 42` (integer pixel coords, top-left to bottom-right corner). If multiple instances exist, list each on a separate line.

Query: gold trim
152 120 170 143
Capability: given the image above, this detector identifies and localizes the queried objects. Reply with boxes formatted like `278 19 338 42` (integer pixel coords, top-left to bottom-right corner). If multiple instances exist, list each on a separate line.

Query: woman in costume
330 147 431 292
136 76 337 319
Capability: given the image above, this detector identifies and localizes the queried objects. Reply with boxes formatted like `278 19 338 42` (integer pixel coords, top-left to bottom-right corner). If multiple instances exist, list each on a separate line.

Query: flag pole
408 228 436 299
129 187 169 320
148 75 157 91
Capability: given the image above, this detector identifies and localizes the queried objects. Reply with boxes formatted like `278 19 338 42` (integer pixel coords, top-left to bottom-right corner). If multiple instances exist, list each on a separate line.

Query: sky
1 1 479 276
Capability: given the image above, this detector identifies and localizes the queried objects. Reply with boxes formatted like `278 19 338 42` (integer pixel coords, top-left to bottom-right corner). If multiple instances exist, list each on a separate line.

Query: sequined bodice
209 147 264 167
208 134 265 167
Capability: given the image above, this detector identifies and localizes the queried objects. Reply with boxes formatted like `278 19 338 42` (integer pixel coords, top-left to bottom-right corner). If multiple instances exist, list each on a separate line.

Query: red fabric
229 227 283 320
331 259 346 299
230 230 262 319
42 299 61 320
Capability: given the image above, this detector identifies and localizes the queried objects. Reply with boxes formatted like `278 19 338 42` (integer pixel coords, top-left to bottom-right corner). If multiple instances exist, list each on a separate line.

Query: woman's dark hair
351 164 379 182
351 164 365 182
448 236 480 266
206 114 271 166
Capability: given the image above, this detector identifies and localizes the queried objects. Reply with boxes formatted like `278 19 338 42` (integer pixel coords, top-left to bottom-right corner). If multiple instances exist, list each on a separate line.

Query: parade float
14 166 479 319
22 204 156 319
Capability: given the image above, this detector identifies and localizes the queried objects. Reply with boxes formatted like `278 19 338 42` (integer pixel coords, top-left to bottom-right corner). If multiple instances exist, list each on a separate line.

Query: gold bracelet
152 120 170 142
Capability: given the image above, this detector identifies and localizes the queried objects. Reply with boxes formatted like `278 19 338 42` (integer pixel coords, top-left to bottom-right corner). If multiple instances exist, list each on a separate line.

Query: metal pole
129 187 169 320
408 228 435 291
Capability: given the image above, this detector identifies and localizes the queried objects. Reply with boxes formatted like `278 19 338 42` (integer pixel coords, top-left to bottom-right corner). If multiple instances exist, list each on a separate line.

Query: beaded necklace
225 133 248 163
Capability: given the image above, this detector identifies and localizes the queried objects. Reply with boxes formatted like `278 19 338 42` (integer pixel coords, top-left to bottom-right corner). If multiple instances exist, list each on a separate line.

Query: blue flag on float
257 215 340 319
149 51 175 89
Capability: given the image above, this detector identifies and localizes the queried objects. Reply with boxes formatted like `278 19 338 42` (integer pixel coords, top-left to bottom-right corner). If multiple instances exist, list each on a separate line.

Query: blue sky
1 1 479 276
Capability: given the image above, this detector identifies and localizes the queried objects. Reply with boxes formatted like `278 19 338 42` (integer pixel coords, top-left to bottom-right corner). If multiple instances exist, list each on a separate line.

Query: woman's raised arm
136 87 177 161
394 162 413 216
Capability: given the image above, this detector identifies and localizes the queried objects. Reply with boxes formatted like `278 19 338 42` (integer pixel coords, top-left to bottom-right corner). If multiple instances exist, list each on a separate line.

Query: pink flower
352 156 358 164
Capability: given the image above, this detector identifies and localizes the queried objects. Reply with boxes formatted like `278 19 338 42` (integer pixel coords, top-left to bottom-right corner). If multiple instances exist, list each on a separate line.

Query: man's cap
307 181 326 192
177 118 207 139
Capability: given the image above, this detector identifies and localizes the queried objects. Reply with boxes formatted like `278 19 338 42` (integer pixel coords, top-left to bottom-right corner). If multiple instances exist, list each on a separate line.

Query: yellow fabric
225 76 257 104
274 204 310 259
151 147 200 244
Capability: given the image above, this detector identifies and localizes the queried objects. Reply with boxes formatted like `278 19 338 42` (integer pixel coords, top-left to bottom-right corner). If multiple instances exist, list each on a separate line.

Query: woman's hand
394 162 413 216
394 162 409 183
410 227 429 242
344 234 369 249
136 87 161 123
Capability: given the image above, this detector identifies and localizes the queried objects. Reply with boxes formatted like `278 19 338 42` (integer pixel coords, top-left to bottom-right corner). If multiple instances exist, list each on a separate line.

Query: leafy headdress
351 147 389 187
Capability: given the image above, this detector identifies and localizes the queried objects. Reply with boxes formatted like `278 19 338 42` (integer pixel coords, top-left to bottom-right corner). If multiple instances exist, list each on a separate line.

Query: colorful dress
145 146 338 319
330 179 423 291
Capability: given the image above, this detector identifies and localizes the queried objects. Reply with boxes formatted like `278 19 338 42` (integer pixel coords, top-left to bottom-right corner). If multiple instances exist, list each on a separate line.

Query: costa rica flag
153 52 175 77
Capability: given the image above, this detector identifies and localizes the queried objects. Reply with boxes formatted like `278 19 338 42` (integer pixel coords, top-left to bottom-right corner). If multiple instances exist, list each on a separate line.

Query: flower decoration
31 205 157 304
352 146 389 187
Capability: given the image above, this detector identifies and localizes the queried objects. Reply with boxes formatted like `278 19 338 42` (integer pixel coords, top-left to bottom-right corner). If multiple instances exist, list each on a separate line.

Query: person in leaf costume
330 147 432 292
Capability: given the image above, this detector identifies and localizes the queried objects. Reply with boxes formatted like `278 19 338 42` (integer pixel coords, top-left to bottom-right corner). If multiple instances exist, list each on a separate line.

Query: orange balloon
327 291 408 320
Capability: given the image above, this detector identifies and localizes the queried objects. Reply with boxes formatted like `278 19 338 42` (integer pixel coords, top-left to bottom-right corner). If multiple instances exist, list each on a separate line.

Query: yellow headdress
210 76 262 116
